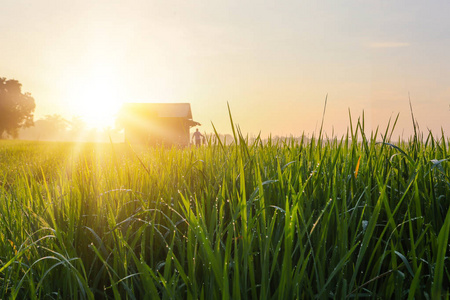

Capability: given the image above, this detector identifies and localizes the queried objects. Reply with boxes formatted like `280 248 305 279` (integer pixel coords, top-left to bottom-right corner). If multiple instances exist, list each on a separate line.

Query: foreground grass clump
0 124 449 299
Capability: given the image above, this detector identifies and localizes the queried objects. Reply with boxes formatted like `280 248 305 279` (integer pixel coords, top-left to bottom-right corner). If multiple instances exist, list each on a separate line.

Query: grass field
0 116 449 299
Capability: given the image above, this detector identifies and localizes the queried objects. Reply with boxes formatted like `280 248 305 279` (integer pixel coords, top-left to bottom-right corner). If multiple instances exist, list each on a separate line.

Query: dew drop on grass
362 220 368 231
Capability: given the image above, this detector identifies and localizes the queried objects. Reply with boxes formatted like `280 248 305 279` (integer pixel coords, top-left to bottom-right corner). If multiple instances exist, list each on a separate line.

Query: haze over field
2 1 449 138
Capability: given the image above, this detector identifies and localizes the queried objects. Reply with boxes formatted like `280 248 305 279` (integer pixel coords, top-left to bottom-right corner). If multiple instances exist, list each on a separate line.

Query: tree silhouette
19 114 74 141
70 116 86 133
39 114 70 138
0 77 36 138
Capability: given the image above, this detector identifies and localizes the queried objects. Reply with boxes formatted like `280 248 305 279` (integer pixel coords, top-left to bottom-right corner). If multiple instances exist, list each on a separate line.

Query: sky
1 0 450 138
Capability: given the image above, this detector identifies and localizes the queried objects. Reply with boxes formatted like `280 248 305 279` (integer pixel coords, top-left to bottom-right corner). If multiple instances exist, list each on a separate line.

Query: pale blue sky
1 1 449 137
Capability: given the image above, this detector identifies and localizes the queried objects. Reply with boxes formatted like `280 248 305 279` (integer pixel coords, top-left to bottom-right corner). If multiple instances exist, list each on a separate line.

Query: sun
67 69 124 129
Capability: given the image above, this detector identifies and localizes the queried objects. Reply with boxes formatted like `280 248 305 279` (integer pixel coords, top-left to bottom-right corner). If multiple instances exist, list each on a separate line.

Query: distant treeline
18 114 123 143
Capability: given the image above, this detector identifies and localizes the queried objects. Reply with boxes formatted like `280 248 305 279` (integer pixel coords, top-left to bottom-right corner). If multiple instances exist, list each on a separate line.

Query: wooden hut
119 103 200 146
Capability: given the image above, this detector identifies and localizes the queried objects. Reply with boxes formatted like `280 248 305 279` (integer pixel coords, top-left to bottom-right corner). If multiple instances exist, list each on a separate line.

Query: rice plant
0 115 449 299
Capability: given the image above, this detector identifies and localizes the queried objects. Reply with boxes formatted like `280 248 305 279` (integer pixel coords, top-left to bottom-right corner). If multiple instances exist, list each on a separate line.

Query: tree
42 114 69 131
70 116 86 133
0 77 36 138
18 114 70 141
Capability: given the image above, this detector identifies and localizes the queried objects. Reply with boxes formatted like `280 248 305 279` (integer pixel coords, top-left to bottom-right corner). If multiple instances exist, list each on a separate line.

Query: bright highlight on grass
0 114 449 299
